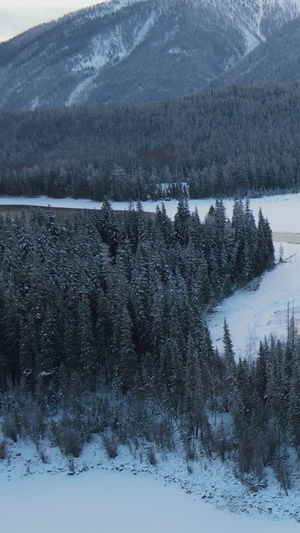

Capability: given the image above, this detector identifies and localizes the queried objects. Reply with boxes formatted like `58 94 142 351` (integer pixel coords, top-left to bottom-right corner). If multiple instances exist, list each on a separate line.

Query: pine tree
174 196 190 246
184 335 206 437
78 295 98 390
256 208 274 275
255 339 269 403
288 359 300 451
222 319 236 412
113 305 137 394
36 304 58 378
155 203 174 245
98 198 120 257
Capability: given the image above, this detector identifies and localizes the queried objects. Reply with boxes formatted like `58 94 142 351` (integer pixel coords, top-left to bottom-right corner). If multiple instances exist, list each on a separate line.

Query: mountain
1 0 300 111
208 16 300 89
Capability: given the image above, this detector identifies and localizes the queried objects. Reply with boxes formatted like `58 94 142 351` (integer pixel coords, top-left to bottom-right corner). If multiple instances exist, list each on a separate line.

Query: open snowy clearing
273 232 300 244
0 190 299 232
0 192 300 530
207 241 300 357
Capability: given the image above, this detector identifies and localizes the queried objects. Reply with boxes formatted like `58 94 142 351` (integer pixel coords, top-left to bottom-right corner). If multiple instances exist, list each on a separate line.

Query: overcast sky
0 2 106 43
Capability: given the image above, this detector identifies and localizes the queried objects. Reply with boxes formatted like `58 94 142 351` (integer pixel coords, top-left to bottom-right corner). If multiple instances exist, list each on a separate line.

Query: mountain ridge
208 15 300 89
1 0 300 110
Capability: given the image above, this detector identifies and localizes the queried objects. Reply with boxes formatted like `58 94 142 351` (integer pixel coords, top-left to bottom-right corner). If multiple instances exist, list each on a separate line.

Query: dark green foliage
0 201 273 403
2 82 300 201
0 199 297 491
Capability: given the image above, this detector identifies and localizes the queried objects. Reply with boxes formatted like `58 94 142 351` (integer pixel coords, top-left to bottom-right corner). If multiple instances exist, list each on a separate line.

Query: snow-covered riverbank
1 436 300 532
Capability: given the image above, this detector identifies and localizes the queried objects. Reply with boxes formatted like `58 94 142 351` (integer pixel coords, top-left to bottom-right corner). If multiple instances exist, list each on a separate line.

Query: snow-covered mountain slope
208 15 300 89
1 0 300 110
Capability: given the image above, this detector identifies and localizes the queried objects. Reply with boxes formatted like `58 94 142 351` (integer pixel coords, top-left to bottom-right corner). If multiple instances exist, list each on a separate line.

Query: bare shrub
0 439 7 460
50 417 83 458
151 418 174 451
185 441 197 462
263 424 278 465
187 463 193 475
102 434 118 459
68 459 76 475
147 446 157 466
237 437 254 476
36 444 48 464
274 456 291 495
213 424 233 462
59 427 82 458
2 416 18 442
20 400 46 444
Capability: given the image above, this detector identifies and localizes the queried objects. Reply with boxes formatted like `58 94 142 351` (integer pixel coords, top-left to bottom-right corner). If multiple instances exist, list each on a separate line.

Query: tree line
1 81 300 200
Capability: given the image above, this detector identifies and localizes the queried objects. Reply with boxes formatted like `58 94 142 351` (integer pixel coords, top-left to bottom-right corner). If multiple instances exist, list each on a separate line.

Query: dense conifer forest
1 80 300 493
1 82 300 201
2 199 298 491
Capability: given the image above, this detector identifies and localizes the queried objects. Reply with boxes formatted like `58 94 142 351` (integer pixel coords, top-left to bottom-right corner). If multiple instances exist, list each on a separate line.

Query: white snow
1 191 300 530
66 76 97 107
242 27 261 55
255 0 266 42
1 467 298 533
67 9 156 105
1 469 299 533
1 436 300 532
2 190 300 232
207 241 300 358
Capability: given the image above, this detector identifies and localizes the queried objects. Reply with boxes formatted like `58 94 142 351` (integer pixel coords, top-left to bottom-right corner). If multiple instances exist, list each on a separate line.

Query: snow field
1 436 300 532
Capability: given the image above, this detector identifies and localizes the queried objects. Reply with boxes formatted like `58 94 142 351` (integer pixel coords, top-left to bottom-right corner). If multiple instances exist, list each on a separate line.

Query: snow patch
207 242 300 358
29 97 40 110
66 76 97 107
66 10 157 105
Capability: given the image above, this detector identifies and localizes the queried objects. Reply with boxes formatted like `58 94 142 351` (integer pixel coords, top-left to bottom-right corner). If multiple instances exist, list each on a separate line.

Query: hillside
210 16 300 89
1 0 300 110
1 82 300 199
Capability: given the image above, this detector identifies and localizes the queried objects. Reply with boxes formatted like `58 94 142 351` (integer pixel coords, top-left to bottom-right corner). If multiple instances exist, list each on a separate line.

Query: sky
0 1 107 43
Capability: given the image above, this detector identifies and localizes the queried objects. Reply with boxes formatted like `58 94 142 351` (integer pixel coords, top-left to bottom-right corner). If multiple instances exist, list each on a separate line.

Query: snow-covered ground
0 192 300 531
1 190 299 232
3 467 299 533
207 241 300 357
1 436 300 532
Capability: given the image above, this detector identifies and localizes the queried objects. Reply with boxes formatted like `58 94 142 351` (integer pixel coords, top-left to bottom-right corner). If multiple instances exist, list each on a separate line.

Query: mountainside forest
1 82 300 201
